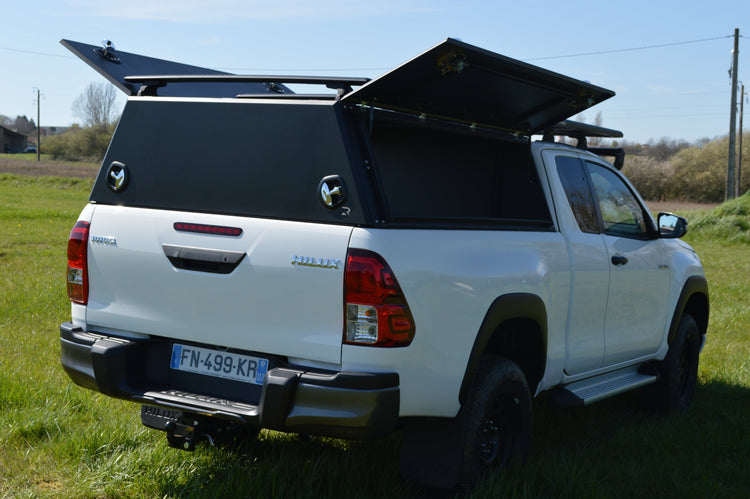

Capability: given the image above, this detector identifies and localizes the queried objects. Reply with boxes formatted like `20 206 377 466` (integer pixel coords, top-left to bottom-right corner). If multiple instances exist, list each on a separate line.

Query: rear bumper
60 322 399 439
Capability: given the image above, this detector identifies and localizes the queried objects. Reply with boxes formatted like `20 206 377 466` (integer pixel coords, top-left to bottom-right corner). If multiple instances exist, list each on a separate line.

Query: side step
551 366 657 408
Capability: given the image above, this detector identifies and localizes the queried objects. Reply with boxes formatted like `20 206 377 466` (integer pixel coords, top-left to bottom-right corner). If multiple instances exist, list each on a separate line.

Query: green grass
688 192 750 244
0 174 748 497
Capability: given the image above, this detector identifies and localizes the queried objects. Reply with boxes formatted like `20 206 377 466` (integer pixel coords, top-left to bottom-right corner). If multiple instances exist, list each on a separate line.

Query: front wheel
648 313 701 412
459 355 532 488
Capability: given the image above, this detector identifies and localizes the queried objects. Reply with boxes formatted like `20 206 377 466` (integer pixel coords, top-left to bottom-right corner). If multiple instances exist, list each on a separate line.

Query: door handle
163 244 246 274
611 255 628 266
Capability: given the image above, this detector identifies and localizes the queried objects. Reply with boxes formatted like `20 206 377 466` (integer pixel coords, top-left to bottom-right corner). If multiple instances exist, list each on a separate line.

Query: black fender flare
458 293 547 404
667 275 709 345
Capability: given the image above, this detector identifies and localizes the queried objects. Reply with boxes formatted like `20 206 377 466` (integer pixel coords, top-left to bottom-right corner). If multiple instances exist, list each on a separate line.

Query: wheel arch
458 293 547 404
668 276 709 344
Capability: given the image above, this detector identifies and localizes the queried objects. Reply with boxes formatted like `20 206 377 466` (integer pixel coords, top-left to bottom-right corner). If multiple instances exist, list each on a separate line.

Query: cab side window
556 156 599 234
585 162 650 239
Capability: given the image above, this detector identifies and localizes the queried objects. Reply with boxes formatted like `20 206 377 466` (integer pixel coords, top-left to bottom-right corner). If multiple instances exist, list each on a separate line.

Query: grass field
0 170 748 498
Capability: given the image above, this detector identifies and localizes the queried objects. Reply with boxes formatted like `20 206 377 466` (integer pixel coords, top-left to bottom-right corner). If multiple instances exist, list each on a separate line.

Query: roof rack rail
588 147 626 170
542 119 625 169
124 74 370 98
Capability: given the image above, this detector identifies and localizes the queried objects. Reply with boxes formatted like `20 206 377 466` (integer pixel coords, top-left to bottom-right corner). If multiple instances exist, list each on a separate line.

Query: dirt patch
0 156 99 179
645 200 720 213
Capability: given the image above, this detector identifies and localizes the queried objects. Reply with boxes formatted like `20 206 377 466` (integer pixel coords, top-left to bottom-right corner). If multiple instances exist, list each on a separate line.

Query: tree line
41 83 121 161
619 135 749 203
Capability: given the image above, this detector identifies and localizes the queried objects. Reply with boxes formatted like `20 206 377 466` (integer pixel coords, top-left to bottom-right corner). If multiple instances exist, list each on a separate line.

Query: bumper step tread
142 389 259 420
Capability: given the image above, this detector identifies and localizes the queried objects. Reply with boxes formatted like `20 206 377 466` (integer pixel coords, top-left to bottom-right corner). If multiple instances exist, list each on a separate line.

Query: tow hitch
164 419 210 451
141 405 213 451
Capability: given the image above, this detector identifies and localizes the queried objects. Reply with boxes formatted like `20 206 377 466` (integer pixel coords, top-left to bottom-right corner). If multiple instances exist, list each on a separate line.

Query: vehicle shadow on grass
155 380 749 498
156 430 428 498
487 380 750 497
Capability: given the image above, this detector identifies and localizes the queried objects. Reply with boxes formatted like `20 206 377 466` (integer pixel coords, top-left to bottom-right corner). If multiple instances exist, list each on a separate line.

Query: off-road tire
649 313 701 412
458 355 532 488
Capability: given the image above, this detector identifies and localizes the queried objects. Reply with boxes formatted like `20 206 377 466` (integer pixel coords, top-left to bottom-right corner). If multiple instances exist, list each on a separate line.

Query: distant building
0 126 28 153
40 126 72 138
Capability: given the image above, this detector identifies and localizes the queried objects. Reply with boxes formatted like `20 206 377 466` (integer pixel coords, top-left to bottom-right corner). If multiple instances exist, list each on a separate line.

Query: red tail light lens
344 249 415 347
67 221 90 304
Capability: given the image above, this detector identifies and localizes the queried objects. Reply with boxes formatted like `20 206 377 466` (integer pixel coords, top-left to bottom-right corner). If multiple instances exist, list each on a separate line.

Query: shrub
622 133 750 202
43 124 115 162
621 156 676 201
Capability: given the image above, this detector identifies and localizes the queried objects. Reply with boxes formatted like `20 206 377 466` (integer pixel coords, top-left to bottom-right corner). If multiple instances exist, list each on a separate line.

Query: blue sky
1 0 747 143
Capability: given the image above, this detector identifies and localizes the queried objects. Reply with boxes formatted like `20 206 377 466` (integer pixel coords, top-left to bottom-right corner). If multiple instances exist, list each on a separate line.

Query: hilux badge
291 256 340 269
106 161 129 192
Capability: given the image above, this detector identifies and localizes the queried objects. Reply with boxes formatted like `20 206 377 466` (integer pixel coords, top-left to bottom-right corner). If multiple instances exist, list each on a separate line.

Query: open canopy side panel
343 38 615 135
61 39 289 97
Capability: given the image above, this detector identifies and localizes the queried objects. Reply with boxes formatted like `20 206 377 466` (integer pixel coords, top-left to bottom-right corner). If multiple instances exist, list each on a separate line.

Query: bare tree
72 83 120 130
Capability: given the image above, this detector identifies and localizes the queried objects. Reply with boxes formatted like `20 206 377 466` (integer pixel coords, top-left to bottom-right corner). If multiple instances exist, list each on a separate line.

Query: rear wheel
459 356 532 487
649 313 701 412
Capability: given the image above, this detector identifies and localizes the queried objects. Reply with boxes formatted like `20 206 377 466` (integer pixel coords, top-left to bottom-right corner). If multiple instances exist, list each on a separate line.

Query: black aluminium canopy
63 37 616 136
342 38 615 136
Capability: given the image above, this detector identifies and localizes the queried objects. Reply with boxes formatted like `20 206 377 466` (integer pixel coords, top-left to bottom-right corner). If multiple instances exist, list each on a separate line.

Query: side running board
550 366 657 408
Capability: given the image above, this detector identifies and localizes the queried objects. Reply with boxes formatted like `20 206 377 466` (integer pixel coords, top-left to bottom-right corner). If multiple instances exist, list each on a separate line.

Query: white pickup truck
60 38 709 489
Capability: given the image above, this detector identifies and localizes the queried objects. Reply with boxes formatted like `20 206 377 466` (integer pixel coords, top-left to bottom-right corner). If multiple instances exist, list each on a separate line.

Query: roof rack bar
124 74 371 97
589 147 626 170
124 74 370 85
540 120 626 169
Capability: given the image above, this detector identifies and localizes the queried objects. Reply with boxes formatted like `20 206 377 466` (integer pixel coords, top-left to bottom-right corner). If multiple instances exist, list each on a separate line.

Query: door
583 161 671 364
552 153 609 374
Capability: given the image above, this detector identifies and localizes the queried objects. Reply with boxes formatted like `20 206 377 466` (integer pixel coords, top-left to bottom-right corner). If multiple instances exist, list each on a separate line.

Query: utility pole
727 28 740 200
738 83 746 197
35 88 41 162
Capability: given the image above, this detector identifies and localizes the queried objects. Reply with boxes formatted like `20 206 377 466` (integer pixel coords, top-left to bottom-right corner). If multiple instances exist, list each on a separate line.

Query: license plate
170 344 268 385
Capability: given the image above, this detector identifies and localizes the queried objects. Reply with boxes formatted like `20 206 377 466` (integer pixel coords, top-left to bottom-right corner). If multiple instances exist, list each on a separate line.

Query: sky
0 0 747 143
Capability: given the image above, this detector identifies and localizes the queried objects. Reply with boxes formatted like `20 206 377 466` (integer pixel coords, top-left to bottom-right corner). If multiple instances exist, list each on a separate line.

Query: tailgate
85 205 352 365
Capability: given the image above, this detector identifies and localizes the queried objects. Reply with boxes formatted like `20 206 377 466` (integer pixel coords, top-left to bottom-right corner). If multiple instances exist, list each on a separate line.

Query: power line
617 90 727 99
0 45 72 59
1 34 737 71
524 35 733 61
606 112 726 119
607 104 723 112
219 35 736 72
219 35 737 72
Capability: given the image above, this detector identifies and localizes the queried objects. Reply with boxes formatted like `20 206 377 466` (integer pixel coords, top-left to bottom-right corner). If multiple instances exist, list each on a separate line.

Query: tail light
344 249 415 347
67 221 90 304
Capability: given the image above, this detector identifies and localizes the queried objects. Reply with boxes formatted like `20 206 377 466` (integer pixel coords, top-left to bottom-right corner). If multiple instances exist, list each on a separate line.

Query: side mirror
657 212 688 238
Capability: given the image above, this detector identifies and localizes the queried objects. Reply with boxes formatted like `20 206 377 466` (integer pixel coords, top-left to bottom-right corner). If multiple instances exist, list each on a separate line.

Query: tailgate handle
162 244 245 274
